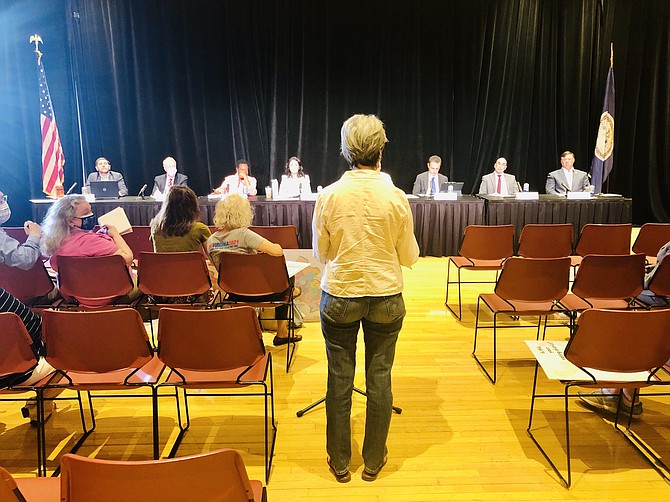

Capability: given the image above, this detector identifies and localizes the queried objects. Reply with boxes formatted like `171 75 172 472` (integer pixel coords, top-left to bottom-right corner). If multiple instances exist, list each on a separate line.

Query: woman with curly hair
207 194 301 345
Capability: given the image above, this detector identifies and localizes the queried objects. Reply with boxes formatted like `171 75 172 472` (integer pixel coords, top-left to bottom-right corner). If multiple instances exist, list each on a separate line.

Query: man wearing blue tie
411 155 449 195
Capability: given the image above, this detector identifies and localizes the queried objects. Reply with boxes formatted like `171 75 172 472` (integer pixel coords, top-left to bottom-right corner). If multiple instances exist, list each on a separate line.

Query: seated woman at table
207 193 301 345
278 156 311 198
150 186 210 252
40 195 137 306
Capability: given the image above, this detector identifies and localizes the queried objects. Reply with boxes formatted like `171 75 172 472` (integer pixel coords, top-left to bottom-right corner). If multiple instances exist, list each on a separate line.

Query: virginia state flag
590 65 615 194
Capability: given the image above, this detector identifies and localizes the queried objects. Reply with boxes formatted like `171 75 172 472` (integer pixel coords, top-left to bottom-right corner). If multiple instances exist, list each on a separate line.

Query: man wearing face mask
151 156 189 197
40 195 134 275
84 157 129 197
0 191 42 269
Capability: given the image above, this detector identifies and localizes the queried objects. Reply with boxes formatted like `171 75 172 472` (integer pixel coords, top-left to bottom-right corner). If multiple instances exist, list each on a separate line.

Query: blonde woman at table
207 193 302 345
278 156 311 198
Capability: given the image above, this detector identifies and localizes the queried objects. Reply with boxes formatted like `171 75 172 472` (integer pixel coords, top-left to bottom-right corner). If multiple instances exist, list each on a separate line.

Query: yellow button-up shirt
312 169 419 297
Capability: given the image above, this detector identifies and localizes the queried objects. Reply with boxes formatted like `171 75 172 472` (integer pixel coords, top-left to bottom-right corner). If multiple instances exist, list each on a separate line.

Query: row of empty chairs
0 306 276 483
445 222 670 320
0 448 266 501
472 253 648 383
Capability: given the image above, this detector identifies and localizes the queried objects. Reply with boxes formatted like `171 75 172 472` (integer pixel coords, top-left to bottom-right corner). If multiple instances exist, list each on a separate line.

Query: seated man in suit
479 157 519 195
152 156 188 196
85 157 129 197
545 151 590 195
412 155 448 195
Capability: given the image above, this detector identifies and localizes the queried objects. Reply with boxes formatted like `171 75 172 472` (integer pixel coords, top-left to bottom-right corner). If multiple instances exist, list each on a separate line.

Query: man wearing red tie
478 157 519 195
152 156 188 196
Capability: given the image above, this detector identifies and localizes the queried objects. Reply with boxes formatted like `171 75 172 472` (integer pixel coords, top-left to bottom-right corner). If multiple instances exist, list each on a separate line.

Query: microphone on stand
137 184 148 200
65 182 77 195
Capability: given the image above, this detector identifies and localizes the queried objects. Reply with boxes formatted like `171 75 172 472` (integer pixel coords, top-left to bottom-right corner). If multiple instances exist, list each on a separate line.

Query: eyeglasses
1 195 7 203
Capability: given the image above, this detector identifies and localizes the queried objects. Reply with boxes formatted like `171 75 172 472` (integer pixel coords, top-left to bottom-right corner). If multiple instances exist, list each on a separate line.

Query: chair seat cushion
480 294 565 315
450 256 503 270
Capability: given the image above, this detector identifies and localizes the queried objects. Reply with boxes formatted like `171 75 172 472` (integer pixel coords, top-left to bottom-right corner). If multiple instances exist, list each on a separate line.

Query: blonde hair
40 195 87 256
213 194 254 231
340 114 388 168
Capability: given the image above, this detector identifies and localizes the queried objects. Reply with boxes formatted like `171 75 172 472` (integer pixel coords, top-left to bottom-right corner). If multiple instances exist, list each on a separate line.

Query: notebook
440 181 464 194
89 180 120 199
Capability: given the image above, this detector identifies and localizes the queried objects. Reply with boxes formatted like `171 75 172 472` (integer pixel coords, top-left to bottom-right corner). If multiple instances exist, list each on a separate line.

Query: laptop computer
89 180 120 199
440 181 464 195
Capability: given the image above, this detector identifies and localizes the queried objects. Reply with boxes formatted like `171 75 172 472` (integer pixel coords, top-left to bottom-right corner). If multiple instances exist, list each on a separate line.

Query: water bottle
447 185 453 193
523 183 529 192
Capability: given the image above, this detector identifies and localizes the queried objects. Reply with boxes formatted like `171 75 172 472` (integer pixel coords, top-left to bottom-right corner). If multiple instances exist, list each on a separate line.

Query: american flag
38 60 65 196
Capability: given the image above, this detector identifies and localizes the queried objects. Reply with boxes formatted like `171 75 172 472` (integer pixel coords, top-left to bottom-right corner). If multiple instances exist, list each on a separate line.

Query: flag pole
605 43 613 194
31 35 66 197
29 34 43 65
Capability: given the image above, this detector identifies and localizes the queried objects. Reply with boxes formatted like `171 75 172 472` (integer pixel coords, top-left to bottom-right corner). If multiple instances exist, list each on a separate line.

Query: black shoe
21 402 55 426
273 334 303 346
327 457 351 483
362 457 388 482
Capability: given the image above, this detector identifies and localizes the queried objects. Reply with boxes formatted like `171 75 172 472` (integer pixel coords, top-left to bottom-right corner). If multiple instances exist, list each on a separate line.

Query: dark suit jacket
152 173 189 194
412 172 449 195
85 171 128 197
545 168 590 195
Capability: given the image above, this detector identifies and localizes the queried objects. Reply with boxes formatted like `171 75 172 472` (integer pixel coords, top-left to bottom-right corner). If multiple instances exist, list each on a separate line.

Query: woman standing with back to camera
313 114 419 483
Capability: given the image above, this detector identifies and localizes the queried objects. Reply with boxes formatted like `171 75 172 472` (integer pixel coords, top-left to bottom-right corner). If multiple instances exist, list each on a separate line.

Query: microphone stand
296 388 403 417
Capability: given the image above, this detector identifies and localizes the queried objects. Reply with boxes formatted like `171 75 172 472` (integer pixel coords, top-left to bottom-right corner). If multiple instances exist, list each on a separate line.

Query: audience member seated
545 151 590 195
206 194 301 345
150 186 210 252
84 157 128 197
212 159 258 196
279 156 311 197
0 190 42 269
151 156 188 197
412 155 448 195
40 195 137 307
149 186 213 303
478 157 519 195
636 240 670 307
0 190 59 422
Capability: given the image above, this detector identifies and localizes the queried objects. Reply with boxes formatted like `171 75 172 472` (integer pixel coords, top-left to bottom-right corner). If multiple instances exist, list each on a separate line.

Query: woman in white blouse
278 156 311 198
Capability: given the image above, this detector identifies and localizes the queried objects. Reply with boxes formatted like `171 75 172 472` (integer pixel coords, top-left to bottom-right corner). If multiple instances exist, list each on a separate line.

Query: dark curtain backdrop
1 0 668 224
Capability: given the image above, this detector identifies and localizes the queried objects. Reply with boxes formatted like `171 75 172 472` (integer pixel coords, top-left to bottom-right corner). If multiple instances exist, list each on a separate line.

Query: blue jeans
320 291 405 475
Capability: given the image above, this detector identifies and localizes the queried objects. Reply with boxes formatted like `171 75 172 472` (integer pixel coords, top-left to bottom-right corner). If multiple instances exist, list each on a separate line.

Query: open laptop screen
89 180 120 199
440 181 464 194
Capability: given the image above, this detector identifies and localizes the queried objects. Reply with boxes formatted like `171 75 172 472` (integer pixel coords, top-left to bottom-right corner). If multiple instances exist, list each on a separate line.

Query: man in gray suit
412 155 448 195
152 156 188 196
478 157 519 195
545 151 590 195
85 157 128 196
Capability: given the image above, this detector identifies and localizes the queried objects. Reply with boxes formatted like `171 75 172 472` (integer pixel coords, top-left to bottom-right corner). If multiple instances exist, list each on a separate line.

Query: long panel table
31 195 632 257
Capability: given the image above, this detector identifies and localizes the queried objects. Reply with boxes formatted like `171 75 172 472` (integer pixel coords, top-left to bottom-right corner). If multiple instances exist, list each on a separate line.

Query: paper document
97 206 132 235
526 340 651 382
286 260 310 278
